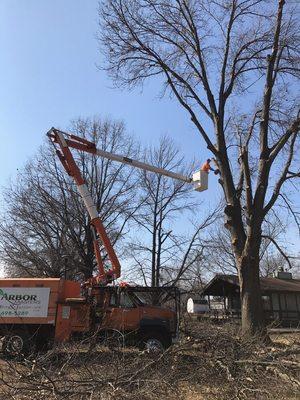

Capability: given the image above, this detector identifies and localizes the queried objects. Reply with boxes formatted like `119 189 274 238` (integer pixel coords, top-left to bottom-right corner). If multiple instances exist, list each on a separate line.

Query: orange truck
0 278 179 356
0 128 184 356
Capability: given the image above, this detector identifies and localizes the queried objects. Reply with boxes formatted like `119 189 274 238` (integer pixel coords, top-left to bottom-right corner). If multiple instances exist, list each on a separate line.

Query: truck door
118 291 140 331
101 290 140 332
101 291 123 330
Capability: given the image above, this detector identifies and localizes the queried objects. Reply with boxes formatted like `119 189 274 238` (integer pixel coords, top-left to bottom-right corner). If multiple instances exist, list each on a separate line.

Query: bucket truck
0 128 208 357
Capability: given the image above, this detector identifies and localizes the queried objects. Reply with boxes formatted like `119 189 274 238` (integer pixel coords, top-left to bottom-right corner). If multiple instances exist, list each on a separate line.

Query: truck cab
91 285 180 351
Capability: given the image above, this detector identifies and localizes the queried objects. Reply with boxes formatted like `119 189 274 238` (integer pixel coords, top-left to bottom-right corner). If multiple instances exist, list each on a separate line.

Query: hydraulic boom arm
47 127 208 284
47 128 121 284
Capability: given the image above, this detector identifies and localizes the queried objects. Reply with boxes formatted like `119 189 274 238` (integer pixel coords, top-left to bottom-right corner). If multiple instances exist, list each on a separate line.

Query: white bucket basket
192 170 208 192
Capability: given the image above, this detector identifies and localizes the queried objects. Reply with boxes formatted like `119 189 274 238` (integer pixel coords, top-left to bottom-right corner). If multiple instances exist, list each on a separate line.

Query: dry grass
0 318 299 400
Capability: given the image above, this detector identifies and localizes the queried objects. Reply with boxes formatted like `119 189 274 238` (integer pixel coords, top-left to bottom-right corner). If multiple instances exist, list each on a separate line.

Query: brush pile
0 319 299 399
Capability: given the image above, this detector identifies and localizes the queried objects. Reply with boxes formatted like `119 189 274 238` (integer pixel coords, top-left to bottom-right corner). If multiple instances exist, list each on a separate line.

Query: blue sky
0 0 298 264
0 0 218 198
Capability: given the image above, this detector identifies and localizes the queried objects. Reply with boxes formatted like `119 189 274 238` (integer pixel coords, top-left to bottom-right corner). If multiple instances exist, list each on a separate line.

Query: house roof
201 274 300 296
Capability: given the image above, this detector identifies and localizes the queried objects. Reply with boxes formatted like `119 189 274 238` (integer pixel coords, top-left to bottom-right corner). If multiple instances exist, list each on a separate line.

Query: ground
0 318 299 399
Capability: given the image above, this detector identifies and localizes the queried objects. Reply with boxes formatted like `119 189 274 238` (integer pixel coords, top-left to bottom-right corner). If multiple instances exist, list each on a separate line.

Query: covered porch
200 274 300 326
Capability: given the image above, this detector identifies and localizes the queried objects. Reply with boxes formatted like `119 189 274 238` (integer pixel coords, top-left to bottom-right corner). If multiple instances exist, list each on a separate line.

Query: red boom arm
47 128 121 285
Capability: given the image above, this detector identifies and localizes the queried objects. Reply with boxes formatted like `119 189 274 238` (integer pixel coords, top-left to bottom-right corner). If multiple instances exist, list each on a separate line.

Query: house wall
266 292 300 324
227 295 241 311
218 291 300 325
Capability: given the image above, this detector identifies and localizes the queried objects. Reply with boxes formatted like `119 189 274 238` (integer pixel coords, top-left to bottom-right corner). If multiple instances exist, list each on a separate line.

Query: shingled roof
201 274 300 296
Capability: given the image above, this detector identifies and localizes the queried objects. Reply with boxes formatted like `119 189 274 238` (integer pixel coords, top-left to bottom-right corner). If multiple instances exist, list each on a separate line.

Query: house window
262 296 271 310
286 294 297 311
272 293 280 310
279 294 287 310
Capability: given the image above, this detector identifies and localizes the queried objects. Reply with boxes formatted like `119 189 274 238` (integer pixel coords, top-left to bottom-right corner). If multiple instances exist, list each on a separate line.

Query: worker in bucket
201 158 219 175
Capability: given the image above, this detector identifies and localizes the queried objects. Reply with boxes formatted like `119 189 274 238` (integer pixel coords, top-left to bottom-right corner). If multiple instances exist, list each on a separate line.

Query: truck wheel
139 331 170 354
2 331 33 358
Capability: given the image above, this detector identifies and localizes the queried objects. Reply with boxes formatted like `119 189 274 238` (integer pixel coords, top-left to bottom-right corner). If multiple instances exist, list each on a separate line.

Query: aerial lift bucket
192 170 208 192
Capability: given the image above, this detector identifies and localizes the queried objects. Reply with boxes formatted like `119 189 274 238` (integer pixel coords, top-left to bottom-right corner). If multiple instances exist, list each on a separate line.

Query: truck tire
2 331 34 358
138 330 171 353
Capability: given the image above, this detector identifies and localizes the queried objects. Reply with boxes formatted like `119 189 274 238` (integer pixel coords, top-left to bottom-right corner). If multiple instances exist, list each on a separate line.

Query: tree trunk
237 237 266 336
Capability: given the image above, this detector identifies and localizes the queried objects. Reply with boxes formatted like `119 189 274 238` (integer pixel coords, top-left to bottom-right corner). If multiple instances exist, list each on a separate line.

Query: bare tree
0 117 139 279
207 219 299 277
125 136 219 287
99 0 300 334
260 252 292 278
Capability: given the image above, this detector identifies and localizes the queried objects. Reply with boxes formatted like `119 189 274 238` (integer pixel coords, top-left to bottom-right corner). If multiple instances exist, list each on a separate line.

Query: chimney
274 270 293 280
